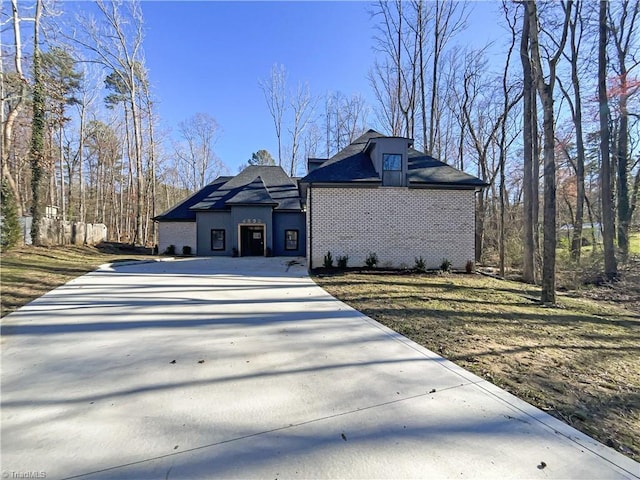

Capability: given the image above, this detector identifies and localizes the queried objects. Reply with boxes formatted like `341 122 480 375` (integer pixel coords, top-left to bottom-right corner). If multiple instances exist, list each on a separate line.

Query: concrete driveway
1 257 638 479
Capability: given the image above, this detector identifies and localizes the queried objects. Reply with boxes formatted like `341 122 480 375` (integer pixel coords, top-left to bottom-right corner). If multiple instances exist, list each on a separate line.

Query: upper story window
383 153 402 171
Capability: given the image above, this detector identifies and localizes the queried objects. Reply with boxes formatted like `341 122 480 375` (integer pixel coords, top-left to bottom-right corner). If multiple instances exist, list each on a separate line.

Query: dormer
365 136 413 187
307 157 326 174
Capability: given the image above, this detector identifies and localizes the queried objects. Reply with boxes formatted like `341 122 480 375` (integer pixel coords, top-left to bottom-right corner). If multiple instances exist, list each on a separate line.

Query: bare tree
428 0 468 155
520 1 538 284
72 0 147 244
174 113 224 192
370 0 418 139
599 0 618 279
288 82 316 176
369 59 402 136
74 66 100 223
260 63 287 166
557 2 591 262
322 91 369 154
1 0 30 216
609 0 639 258
528 0 572 304
499 1 519 276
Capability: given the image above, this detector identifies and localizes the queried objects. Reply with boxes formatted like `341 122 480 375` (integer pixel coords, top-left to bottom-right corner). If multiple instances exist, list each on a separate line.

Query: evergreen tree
248 149 276 166
1 179 21 251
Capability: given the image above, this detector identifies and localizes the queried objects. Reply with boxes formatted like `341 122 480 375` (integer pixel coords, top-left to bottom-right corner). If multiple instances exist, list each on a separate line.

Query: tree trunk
78 101 86 223
528 1 572 304
29 0 44 245
520 3 536 284
539 88 557 304
599 0 618 279
566 5 586 262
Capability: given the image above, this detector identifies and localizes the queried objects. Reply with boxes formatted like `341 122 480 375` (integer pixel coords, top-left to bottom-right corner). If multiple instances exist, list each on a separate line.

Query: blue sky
138 1 504 173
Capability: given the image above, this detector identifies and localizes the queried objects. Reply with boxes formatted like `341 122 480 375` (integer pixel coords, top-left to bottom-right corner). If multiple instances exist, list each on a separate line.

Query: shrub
0 179 21 251
182 245 192 255
414 256 427 273
337 255 349 269
465 260 475 274
165 244 176 255
232 247 238 257
323 251 334 268
265 247 273 257
365 252 378 268
440 258 452 273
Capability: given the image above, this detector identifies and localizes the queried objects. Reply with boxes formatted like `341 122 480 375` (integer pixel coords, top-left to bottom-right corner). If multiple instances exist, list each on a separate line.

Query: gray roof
226 176 277 206
153 176 231 221
301 129 487 188
154 166 302 222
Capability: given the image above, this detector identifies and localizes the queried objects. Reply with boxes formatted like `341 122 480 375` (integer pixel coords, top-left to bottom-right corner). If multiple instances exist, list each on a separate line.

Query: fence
20 217 107 246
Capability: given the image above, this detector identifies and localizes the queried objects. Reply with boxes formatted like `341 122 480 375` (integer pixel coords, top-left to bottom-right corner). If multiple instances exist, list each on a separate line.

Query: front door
240 226 264 256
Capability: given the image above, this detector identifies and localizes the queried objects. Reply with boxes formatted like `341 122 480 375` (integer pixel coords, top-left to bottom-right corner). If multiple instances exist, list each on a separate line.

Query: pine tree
1 179 21 251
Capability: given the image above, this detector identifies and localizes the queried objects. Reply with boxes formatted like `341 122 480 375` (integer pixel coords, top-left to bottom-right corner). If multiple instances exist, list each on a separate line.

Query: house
154 165 306 257
154 130 487 268
300 129 487 269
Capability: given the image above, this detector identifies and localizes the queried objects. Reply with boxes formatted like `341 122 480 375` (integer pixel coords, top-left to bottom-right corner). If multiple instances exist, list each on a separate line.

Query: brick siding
158 222 196 254
308 187 476 270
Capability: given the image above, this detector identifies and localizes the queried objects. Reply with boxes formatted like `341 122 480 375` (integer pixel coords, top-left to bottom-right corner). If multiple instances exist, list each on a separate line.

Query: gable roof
154 166 302 222
301 129 487 188
191 165 302 211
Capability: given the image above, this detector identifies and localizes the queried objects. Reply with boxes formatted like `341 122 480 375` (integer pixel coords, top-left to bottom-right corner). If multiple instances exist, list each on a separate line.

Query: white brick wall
309 187 476 270
158 222 196 254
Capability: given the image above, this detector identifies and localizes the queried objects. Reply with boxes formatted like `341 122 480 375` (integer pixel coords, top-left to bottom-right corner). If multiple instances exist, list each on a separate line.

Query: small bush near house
323 251 334 268
232 247 238 257
182 245 192 255
266 247 273 257
165 244 176 255
337 255 349 269
465 260 475 274
414 256 427 273
365 252 378 268
440 258 452 273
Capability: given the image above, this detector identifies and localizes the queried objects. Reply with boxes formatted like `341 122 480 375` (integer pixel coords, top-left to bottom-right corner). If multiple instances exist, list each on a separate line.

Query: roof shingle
301 129 487 188
154 166 302 222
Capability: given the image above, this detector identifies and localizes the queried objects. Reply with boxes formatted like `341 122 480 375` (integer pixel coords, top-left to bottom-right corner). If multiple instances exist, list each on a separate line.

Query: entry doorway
240 225 265 256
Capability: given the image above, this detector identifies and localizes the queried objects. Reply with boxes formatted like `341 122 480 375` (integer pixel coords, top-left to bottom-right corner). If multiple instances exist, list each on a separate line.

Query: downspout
308 186 313 270
474 187 482 265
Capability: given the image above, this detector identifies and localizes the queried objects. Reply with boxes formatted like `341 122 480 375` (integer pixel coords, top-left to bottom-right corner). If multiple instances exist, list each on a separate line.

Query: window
211 229 225 251
285 229 299 251
383 153 402 171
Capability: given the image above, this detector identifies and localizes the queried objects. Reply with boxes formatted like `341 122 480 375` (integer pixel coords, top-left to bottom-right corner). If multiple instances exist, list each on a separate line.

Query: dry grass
0 243 152 317
314 271 640 462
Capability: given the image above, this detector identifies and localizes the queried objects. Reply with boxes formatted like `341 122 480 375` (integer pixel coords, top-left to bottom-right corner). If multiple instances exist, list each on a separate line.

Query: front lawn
314 271 640 462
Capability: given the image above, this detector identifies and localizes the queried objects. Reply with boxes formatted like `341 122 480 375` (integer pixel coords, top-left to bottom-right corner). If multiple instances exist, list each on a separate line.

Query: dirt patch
577 256 640 314
314 271 640 462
